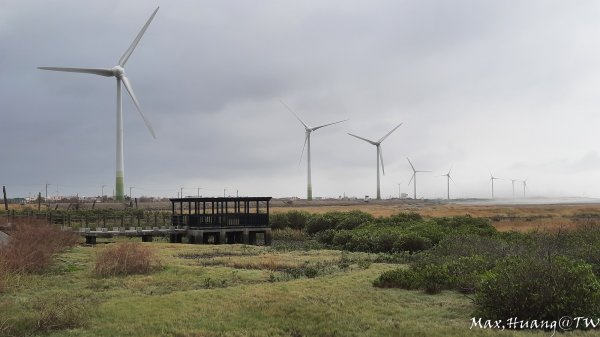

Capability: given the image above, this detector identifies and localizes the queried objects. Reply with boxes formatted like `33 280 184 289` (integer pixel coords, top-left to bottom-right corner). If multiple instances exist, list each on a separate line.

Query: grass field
0 240 597 337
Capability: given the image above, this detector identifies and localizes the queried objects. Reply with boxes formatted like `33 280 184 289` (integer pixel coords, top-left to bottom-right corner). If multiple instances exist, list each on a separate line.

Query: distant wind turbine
442 167 453 200
510 179 519 198
348 123 403 200
38 7 160 202
407 158 432 200
522 179 528 198
280 100 347 201
490 173 501 199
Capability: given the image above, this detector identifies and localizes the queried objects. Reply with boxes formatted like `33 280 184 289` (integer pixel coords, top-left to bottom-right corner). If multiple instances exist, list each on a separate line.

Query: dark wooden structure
170 197 272 245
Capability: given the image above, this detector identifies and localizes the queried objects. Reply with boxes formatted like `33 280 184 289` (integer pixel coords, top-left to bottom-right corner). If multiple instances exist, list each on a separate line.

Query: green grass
1 243 597 337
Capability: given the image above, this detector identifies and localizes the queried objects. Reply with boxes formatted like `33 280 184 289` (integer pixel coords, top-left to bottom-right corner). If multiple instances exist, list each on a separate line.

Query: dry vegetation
0 217 78 275
94 242 162 277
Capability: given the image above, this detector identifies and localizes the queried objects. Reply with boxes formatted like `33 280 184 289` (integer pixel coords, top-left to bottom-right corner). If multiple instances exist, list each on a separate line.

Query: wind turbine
407 158 432 199
348 123 403 200
280 100 347 201
490 173 501 199
442 167 453 200
510 179 519 198
38 7 159 202
522 179 528 198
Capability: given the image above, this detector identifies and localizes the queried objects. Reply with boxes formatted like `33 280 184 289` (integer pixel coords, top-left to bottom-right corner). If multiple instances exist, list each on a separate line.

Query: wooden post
2 186 8 211
38 192 42 211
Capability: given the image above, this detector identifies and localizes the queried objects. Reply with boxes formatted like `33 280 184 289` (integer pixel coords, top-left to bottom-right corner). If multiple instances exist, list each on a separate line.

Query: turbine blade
119 7 159 66
347 133 377 145
299 133 308 165
406 157 415 172
38 67 114 77
408 173 415 186
311 119 348 131
379 146 385 175
120 76 156 139
378 122 403 143
279 99 309 129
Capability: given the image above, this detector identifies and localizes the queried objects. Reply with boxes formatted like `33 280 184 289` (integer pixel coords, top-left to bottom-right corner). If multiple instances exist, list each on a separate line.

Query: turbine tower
442 167 453 200
510 179 519 198
490 173 501 199
280 100 346 201
38 7 159 202
407 158 432 200
522 179 528 198
348 123 403 200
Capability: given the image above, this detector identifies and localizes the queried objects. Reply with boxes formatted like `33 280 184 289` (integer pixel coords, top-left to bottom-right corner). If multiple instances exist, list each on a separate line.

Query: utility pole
180 187 184 198
45 183 50 203
2 186 8 211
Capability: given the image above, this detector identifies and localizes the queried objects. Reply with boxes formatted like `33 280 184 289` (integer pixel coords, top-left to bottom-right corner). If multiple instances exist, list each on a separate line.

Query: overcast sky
3 0 600 200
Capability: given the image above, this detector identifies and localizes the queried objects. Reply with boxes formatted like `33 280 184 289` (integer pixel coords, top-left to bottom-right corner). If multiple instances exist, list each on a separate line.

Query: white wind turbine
510 179 519 198
348 123 403 200
38 7 159 202
490 173 501 199
522 179 528 198
280 100 347 201
442 167 453 200
407 158 432 200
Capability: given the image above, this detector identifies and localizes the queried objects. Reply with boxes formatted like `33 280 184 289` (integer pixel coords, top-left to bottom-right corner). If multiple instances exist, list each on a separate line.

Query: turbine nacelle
112 66 125 78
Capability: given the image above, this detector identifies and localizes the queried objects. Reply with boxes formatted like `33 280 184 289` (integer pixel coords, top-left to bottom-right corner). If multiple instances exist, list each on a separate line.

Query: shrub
373 268 421 289
418 264 451 294
305 212 341 234
94 242 162 277
393 233 432 253
286 210 311 230
444 255 492 294
314 229 337 245
336 211 374 230
270 213 290 230
0 218 79 274
475 256 600 321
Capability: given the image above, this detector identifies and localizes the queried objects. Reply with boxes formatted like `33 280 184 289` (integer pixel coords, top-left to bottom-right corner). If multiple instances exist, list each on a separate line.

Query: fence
1 210 173 229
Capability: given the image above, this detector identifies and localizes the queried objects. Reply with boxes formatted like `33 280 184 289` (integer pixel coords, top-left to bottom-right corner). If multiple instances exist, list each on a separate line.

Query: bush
286 210 311 230
393 233 432 253
444 255 492 294
418 264 451 294
373 268 421 289
475 256 600 321
94 242 162 277
305 212 342 234
0 218 79 274
270 213 290 230
314 229 337 245
336 211 374 230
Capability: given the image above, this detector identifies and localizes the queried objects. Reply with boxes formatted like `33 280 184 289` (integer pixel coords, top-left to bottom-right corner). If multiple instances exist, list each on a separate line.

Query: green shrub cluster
270 210 311 230
475 256 600 321
374 223 600 325
318 215 495 254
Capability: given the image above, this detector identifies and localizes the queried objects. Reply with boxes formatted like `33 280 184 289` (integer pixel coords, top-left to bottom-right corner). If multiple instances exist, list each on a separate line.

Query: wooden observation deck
169 197 272 245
